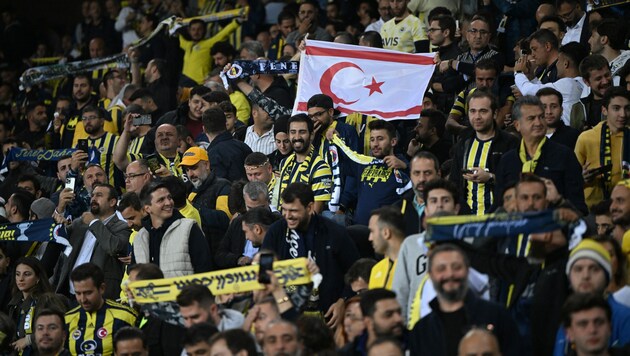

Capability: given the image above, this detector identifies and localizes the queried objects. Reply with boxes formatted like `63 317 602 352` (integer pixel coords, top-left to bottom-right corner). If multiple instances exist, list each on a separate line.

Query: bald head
458 329 501 356
536 4 556 24
89 37 106 59
155 124 178 157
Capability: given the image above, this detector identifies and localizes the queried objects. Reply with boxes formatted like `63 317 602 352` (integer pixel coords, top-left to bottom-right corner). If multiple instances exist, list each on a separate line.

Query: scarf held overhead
425 210 566 241
128 258 312 303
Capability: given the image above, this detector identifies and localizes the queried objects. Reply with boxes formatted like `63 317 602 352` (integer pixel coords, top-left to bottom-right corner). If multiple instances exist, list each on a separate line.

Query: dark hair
81 105 106 119
202 107 227 134
593 19 624 50
190 85 212 98
367 119 396 140
70 262 105 288
360 31 383 48
562 293 611 327
427 6 452 22
274 115 290 136
467 87 498 114
412 151 441 172
591 235 627 288
556 0 580 7
245 152 270 167
370 206 405 238
335 31 356 45
188 18 207 30
9 190 35 219
26 101 45 115
13 257 53 297
160 176 188 208
118 192 142 212
529 28 559 50
618 60 630 87
591 199 611 216
579 54 610 80
114 327 147 351
17 174 41 193
297 316 336 353
226 180 246 216
150 58 167 76
183 322 218 347
432 15 457 40
536 87 563 106
208 329 258 355
474 58 499 74
470 14 492 35
423 178 459 207
539 15 567 33
516 173 547 197
368 337 403 353
140 182 169 207
128 89 155 103
218 100 237 115
127 263 165 281
34 308 65 328
73 73 93 88
176 284 215 309
0 312 14 352
419 109 447 139
211 41 236 57
559 42 590 69
277 10 295 24
344 258 377 285
428 243 469 272
359 288 397 317
602 87 630 109
202 91 230 105
92 183 117 201
242 207 280 230
281 182 314 207
102 69 121 90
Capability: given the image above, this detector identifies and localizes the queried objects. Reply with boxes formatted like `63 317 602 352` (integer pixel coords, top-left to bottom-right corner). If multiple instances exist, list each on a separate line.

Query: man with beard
54 184 131 299
575 87 630 209
178 147 230 265
262 183 359 322
428 15 462 112
450 89 519 215
394 151 440 236
611 180 630 236
34 309 71 356
495 96 587 214
133 182 211 277
57 74 97 149
306 92 358 216
340 289 405 355
56 163 108 219
262 320 304 356
241 206 280 251
409 244 521 356
570 55 613 130
380 0 427 53
558 0 588 46
407 108 451 166
277 114 333 213
285 0 333 46
367 207 406 290
14 102 49 149
115 123 187 179
326 120 409 226
536 87 579 149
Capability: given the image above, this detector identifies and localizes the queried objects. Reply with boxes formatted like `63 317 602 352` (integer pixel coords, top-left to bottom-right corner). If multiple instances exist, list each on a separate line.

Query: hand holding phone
258 253 274 284
77 139 89 153
146 154 161 173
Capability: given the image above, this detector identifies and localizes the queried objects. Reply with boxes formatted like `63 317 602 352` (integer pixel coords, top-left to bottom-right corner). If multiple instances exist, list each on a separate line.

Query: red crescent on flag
319 62 363 105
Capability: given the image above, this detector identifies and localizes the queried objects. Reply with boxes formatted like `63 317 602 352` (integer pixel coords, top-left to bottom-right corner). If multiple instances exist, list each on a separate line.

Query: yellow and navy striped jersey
128 136 146 156
129 152 186 180
342 113 378 155
87 132 122 187
451 87 516 118
65 299 137 356
465 137 493 215
278 146 332 209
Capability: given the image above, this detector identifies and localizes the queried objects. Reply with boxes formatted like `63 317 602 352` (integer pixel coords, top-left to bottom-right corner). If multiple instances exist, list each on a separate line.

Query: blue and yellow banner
0 218 70 246
6 147 77 162
426 210 566 241
128 258 311 303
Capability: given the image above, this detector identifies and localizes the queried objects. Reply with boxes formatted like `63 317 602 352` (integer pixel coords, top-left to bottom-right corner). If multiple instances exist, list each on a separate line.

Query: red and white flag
292 40 435 121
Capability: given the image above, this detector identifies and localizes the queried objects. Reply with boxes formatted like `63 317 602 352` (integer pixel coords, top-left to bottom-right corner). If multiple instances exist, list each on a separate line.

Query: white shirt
562 13 586 45
115 7 140 48
515 73 584 126
365 18 385 33
245 125 275 155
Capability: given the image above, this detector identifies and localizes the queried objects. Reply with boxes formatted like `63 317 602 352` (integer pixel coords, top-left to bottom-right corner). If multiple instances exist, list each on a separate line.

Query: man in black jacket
262 183 359 323
495 95 587 214
409 244 522 356
536 87 579 150
449 89 519 215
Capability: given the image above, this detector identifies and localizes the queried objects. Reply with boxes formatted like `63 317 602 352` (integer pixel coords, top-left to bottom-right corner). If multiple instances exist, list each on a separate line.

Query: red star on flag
364 76 384 96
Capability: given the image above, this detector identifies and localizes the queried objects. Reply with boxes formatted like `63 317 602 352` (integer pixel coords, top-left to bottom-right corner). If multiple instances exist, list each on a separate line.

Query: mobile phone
258 253 274 284
132 114 152 126
77 139 89 153
590 164 613 176
462 169 476 175
65 177 76 191
146 154 161 173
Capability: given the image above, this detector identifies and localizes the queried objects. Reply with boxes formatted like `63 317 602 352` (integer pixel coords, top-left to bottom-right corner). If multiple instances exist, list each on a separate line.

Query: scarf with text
599 122 630 198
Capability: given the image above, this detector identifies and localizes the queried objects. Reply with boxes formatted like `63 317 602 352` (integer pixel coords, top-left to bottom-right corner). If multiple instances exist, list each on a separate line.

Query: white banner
293 40 435 121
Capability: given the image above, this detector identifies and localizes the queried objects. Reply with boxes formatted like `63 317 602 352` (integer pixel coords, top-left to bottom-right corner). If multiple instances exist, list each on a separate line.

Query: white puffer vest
134 218 196 277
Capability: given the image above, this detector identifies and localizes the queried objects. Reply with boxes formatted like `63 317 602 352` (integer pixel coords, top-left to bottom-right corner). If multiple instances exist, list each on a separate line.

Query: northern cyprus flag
293 39 436 121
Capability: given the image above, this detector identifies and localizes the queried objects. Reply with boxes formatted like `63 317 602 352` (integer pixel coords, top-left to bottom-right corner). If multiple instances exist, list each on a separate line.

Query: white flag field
292 40 436 121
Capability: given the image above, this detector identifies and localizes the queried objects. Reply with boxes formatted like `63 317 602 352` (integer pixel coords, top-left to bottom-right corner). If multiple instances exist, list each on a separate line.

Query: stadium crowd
0 0 630 354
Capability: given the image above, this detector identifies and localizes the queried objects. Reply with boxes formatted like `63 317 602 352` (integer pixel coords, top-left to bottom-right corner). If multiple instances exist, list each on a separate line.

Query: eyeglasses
467 28 490 36
124 172 148 181
308 110 327 119
427 28 443 33
82 115 100 121
558 6 576 21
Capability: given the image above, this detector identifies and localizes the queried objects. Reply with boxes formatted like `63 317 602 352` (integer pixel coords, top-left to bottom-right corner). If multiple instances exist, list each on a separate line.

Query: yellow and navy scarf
519 137 546 173
600 122 630 198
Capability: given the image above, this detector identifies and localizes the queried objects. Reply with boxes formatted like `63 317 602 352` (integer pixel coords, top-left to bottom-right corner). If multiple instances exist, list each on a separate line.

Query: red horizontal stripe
305 45 435 65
